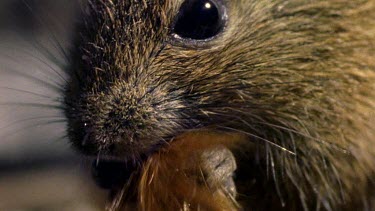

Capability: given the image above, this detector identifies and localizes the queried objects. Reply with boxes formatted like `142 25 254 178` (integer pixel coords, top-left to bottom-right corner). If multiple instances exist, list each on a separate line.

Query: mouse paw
200 146 237 199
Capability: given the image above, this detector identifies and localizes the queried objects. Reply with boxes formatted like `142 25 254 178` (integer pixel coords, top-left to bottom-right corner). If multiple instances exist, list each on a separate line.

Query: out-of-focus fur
64 0 375 210
107 132 244 211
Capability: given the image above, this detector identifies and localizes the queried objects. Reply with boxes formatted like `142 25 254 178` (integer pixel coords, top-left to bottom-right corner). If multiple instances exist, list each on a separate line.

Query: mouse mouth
91 135 173 162
67 117 184 162
90 130 245 162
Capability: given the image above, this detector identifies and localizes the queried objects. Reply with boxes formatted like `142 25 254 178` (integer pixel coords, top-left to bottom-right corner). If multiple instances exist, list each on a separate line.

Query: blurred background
0 1 107 210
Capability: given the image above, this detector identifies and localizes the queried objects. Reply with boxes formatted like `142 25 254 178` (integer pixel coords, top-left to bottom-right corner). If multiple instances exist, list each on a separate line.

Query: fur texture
65 0 375 210
106 132 243 211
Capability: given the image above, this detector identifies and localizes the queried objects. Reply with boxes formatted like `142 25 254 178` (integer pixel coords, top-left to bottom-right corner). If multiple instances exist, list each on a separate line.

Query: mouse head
65 0 235 159
65 0 370 161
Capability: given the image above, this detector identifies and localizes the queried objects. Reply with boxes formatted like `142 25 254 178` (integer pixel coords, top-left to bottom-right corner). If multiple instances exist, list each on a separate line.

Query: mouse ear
91 159 134 190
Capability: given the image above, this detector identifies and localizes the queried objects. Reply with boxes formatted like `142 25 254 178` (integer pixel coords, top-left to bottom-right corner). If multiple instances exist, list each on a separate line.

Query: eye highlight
173 0 227 41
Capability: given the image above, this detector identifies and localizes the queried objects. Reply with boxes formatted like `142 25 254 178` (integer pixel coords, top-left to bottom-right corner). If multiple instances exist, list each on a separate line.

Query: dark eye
173 0 227 41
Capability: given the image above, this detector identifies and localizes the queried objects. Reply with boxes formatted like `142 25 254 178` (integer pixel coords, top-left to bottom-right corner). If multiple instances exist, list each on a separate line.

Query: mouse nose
104 104 146 133
66 77 189 158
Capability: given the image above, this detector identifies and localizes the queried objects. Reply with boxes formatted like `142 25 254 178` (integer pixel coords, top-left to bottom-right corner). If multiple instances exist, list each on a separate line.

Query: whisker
162 100 349 156
21 0 70 62
330 164 345 203
0 102 64 110
29 38 68 71
268 147 286 207
1 65 64 92
96 150 102 166
157 117 194 120
54 134 69 144
218 126 296 156
0 86 63 102
0 45 68 84
0 119 67 140
159 136 171 146
158 104 265 112
0 116 66 130
252 121 350 155
213 109 349 155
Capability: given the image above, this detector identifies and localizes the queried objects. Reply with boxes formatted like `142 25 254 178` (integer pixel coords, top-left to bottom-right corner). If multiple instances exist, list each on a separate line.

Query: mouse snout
67 79 190 158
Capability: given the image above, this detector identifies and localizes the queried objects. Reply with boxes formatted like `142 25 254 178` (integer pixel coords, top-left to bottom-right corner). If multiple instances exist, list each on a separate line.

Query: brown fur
64 0 375 210
106 132 244 211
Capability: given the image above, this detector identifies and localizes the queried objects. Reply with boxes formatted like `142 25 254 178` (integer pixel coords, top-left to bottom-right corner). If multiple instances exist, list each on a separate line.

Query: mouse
3 0 374 210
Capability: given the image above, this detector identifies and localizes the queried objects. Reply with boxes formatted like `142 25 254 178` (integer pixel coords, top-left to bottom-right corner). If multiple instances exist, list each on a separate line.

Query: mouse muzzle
65 71 194 160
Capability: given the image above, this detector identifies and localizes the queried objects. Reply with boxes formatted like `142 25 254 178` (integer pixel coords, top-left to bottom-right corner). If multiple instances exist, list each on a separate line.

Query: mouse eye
173 0 227 41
